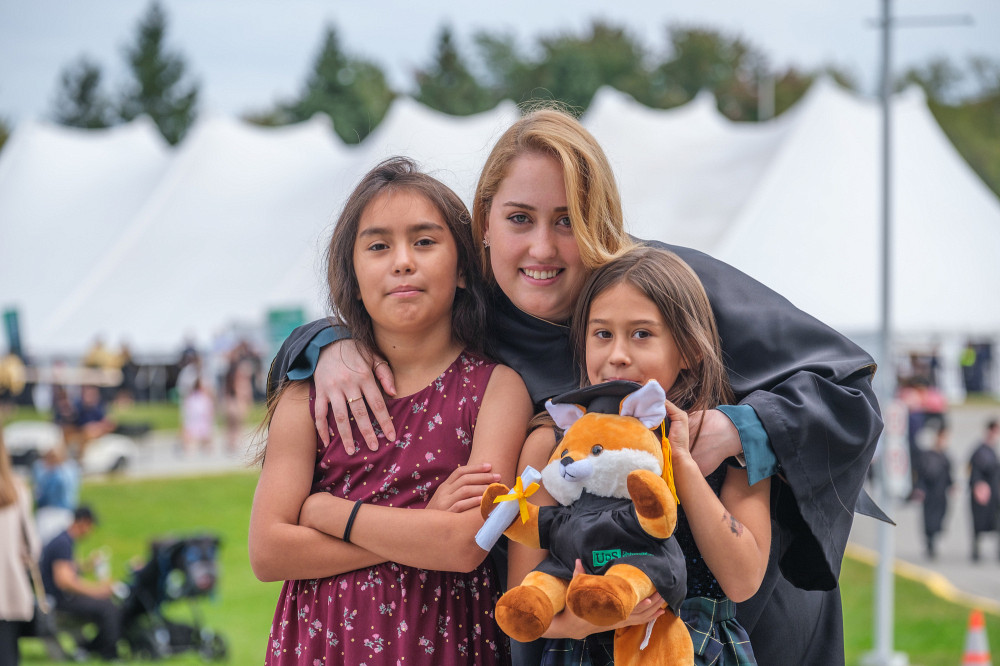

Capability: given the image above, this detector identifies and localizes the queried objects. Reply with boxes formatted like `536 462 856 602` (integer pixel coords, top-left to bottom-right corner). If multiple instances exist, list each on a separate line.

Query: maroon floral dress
265 351 510 665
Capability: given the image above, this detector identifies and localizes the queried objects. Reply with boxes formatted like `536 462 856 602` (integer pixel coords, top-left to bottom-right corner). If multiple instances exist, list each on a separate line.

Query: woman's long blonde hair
472 105 635 280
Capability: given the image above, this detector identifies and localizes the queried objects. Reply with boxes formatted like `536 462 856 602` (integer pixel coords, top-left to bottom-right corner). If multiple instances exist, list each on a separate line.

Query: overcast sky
1 0 998 125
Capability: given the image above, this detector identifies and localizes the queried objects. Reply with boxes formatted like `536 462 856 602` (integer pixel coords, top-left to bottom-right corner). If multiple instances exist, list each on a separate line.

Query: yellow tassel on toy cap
661 428 679 504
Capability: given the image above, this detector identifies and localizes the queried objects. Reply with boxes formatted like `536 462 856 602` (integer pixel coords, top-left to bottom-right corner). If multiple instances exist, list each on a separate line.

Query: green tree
240 107 287 127
768 65 859 118
415 26 495 115
473 32 531 100
475 21 650 110
51 56 113 129
533 22 650 109
898 56 965 102
118 1 198 144
285 26 394 144
916 56 1000 197
0 116 10 152
652 26 767 120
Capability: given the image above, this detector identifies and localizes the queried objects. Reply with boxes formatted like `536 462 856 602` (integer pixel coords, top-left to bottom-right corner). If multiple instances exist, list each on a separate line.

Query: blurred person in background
51 384 77 436
40 505 123 661
68 385 116 460
0 352 28 413
181 376 215 454
115 342 139 407
174 351 203 402
82 337 114 371
969 418 1000 562
1 428 42 665
32 443 81 545
917 425 953 559
898 376 948 495
222 356 253 453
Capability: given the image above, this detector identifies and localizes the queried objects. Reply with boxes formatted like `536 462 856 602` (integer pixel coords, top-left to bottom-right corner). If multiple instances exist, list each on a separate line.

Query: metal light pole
861 4 972 665
868 3 907 665
860 4 907 665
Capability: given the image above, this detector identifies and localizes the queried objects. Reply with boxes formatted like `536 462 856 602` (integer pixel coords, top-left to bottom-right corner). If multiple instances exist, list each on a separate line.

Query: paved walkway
121 426 260 479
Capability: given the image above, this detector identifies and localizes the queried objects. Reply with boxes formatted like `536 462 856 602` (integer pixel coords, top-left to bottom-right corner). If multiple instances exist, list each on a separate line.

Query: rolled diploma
475 465 542 551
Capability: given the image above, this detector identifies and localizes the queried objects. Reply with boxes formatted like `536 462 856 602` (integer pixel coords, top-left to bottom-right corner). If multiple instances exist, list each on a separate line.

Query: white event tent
1 79 998 396
0 117 171 350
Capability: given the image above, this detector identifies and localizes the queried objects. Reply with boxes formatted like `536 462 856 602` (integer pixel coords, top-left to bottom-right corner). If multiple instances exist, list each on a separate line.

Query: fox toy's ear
545 400 586 431
620 380 667 429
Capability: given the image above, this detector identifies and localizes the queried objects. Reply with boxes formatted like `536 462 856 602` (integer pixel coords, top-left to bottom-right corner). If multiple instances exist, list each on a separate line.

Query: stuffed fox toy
481 380 694 666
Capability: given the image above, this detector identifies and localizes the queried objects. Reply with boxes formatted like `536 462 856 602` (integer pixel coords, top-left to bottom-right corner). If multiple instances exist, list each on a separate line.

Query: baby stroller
119 534 228 660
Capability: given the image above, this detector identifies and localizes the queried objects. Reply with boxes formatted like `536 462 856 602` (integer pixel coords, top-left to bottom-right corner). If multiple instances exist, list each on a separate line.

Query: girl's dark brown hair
251 158 487 465
327 156 488 360
572 246 734 413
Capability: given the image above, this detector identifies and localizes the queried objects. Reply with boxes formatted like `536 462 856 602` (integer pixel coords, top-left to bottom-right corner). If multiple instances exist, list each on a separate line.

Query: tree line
2 2 998 196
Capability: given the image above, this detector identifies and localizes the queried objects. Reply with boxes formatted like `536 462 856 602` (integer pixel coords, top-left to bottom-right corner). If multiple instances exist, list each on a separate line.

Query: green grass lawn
18 471 1000 665
841 555 999 664
19 471 281 665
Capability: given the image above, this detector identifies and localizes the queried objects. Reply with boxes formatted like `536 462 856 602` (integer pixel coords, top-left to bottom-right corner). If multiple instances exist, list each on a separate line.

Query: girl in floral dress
249 158 532 665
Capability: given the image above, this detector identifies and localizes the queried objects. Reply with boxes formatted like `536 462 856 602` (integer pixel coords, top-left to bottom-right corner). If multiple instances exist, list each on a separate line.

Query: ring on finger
347 396 363 404
373 361 387 371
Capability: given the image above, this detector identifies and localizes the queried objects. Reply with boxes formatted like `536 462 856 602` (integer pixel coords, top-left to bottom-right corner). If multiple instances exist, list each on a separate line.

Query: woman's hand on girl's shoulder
314 339 397 452
426 463 502 513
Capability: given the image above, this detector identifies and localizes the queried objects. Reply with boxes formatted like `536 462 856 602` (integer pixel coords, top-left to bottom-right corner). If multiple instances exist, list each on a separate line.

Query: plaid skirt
680 596 756 666
537 597 755 666
539 632 614 666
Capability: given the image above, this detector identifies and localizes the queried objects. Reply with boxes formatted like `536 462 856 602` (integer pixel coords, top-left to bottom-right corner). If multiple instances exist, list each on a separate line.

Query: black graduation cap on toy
548 380 641 416
546 380 668 431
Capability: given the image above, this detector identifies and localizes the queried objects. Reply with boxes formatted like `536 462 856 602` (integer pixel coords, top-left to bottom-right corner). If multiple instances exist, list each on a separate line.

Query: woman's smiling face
484 152 587 322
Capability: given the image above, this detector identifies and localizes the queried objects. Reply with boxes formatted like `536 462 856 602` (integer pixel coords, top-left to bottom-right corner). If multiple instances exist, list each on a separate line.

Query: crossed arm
248 366 532 582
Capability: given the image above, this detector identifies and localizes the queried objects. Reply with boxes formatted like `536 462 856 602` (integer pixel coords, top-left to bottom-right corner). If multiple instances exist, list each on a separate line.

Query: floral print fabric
265 352 509 665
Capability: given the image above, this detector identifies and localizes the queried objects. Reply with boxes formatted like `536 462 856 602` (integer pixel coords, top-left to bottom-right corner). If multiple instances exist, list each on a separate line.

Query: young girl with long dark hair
249 157 532 664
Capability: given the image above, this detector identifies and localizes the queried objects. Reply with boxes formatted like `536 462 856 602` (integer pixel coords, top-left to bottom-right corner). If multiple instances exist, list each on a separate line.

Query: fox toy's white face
541 413 663 506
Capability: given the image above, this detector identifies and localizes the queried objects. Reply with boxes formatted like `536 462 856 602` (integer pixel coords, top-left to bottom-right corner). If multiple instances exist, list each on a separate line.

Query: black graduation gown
969 443 1000 534
536 493 688 614
267 242 884 665
919 449 952 536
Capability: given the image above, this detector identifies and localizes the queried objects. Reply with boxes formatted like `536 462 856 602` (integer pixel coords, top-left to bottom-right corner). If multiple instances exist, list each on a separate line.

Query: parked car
4 420 138 475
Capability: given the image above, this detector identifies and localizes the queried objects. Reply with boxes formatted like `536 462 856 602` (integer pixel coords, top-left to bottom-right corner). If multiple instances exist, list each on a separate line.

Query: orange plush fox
481 380 694 666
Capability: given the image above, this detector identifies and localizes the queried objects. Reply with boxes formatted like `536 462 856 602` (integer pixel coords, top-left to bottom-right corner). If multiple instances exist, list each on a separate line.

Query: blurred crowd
894 348 1000 564
0 333 267 462
175 337 262 455
1 428 128 661
0 330 263 662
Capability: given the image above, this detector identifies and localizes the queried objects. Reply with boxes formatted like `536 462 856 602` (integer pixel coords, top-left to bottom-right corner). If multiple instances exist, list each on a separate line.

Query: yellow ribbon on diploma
494 476 540 524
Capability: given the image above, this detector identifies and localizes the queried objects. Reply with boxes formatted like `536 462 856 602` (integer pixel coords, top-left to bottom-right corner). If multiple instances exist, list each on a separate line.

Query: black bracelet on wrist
343 499 364 544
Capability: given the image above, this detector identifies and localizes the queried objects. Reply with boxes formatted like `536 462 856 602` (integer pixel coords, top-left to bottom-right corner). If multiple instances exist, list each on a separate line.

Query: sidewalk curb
846 543 1000 616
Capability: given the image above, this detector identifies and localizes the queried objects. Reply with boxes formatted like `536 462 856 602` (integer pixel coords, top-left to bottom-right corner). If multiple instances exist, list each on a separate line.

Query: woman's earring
483 237 490 248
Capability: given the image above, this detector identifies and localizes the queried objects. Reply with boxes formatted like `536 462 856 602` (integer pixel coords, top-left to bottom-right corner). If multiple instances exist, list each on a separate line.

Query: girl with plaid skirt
514 247 769 665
